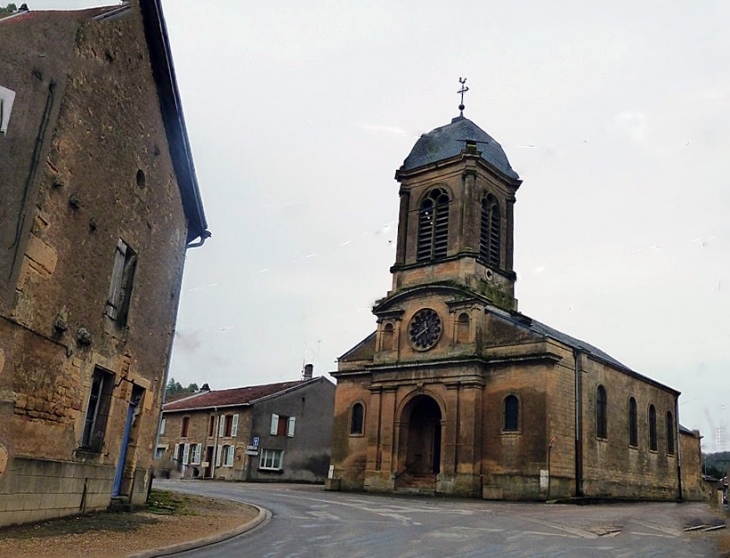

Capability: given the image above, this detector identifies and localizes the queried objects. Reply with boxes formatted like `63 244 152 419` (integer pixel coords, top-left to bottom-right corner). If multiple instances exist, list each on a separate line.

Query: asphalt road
154 479 721 557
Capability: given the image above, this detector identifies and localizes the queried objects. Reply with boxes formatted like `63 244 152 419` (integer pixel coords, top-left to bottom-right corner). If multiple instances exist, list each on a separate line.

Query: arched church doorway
399 395 442 480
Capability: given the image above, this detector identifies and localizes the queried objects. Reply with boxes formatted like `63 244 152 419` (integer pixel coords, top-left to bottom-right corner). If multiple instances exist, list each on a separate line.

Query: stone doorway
397 395 442 491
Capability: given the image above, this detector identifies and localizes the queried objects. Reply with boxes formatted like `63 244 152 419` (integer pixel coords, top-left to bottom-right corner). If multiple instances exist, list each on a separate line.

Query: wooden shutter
215 444 222 466
270 414 279 435
105 240 126 319
173 443 179 464
287 417 296 437
218 415 225 437
182 443 190 464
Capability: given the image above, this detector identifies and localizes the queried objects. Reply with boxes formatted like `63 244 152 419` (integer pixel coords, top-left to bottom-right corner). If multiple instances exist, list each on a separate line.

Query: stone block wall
0 457 115 528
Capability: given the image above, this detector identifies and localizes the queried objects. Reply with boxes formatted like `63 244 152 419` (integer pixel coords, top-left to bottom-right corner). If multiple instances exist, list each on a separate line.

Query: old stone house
159 368 335 483
0 1 208 527
329 110 701 500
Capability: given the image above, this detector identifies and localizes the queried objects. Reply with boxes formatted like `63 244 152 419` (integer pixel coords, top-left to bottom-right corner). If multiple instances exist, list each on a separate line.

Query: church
329 92 699 501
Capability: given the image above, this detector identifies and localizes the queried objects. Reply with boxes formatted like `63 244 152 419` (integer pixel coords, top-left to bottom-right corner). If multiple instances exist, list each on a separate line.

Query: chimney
199 383 210 392
302 363 314 380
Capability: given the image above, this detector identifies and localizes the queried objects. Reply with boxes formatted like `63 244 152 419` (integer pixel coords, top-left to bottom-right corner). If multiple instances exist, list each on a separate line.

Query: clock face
409 308 442 351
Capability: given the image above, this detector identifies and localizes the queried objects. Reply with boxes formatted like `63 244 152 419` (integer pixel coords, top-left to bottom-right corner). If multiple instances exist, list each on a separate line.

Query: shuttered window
417 188 450 262
105 238 137 326
480 194 501 267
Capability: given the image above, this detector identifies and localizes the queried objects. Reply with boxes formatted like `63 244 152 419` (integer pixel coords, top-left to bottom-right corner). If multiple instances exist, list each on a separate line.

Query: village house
158 366 335 483
329 104 703 501
0 1 208 527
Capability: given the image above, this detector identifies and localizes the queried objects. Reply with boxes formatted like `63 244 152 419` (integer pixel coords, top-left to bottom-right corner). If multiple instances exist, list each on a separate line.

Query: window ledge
258 468 283 474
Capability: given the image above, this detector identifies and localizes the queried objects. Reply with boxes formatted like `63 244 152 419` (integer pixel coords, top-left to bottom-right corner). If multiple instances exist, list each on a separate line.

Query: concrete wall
250 378 335 483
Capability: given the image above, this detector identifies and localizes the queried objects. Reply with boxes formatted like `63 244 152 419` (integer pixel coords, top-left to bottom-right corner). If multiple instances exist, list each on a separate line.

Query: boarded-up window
181 416 190 437
208 415 216 437
382 323 395 351
456 312 470 344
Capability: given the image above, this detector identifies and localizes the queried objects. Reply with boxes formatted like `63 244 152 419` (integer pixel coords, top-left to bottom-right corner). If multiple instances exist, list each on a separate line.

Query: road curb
127 505 272 558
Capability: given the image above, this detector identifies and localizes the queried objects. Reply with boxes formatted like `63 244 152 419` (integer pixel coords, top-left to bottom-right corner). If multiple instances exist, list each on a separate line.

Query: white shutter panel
231 414 239 437
159 418 165 435
182 443 190 464
173 443 179 464
218 415 225 437
215 444 222 466
287 416 296 437
270 414 279 435
192 444 201 465
225 445 234 467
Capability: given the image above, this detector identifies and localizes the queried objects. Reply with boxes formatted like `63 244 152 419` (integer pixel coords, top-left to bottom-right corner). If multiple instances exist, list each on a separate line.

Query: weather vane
457 77 469 117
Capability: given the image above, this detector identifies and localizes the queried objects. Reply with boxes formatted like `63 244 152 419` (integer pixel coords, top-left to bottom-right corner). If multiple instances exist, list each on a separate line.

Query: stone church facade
330 113 696 501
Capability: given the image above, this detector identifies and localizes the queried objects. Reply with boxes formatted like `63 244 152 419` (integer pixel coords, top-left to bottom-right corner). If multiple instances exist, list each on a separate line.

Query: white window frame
155 445 167 459
191 443 202 465
223 445 235 467
259 448 284 471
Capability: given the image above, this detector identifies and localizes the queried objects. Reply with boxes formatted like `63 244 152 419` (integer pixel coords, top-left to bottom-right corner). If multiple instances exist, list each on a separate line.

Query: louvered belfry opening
417 188 450 262
480 194 501 268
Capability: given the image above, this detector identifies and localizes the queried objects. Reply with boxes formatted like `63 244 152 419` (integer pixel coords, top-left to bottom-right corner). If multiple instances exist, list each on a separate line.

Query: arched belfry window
417 188 450 262
480 194 501 267
596 385 607 439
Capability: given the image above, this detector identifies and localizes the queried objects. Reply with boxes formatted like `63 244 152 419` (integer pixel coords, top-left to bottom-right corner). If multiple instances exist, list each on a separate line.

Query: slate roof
401 116 519 180
163 380 306 412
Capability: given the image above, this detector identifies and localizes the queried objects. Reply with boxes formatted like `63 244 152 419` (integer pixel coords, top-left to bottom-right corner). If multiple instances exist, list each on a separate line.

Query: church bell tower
387 91 522 312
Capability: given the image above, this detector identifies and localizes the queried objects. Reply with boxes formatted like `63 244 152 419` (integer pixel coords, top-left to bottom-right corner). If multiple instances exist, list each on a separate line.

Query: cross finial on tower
457 77 469 117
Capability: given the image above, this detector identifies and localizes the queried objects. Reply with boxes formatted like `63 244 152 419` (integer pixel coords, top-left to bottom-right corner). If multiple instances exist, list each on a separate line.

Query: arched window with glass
503 395 519 432
666 410 675 455
350 403 365 436
628 397 638 447
596 385 607 439
649 404 657 451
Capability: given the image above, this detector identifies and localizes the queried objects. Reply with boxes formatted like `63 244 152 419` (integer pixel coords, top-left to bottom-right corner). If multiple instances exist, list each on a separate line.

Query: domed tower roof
401 115 519 180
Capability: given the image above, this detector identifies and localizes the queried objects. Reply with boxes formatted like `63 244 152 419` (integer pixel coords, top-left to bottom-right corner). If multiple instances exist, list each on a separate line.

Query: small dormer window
0 85 16 135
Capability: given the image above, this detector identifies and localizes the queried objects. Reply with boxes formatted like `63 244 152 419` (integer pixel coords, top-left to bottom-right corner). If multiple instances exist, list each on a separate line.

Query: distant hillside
703 451 730 478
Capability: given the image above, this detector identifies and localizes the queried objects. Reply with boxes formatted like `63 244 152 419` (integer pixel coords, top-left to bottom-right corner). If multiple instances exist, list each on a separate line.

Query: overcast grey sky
31 0 730 451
